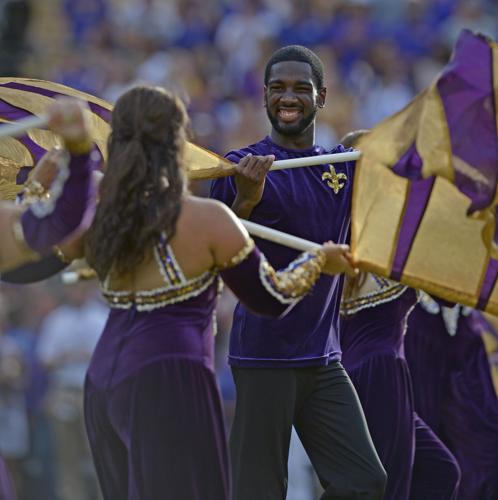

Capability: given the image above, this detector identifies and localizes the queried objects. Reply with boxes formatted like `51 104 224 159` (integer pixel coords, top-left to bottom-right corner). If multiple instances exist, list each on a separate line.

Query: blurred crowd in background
0 0 497 498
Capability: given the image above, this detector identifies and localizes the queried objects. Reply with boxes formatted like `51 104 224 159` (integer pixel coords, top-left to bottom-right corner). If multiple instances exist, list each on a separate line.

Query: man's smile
277 108 302 122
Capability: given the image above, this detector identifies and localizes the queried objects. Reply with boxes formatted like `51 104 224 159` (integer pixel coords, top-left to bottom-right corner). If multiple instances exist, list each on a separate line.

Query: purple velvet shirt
210 136 354 367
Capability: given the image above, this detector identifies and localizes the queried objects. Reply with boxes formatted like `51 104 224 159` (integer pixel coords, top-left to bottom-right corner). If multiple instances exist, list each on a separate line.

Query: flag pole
0 115 48 139
187 150 361 180
240 219 320 252
1 116 360 173
61 220 322 284
271 150 360 171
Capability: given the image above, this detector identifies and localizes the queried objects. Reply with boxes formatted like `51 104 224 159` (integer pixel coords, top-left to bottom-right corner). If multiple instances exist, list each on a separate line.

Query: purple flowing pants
84 358 230 500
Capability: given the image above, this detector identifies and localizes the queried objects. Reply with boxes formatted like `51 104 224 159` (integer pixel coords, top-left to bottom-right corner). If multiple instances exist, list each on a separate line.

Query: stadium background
0 0 497 498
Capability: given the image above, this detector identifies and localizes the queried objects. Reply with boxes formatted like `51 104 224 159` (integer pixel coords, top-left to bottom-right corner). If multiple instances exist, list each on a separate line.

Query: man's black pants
230 361 387 499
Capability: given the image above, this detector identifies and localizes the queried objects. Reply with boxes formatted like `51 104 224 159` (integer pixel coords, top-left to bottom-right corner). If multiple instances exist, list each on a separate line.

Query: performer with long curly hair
79 85 353 500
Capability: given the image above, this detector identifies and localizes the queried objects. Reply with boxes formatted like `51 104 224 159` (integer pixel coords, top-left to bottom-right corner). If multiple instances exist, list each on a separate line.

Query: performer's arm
209 200 354 317
0 100 98 272
219 240 325 317
2 148 82 281
1 255 69 284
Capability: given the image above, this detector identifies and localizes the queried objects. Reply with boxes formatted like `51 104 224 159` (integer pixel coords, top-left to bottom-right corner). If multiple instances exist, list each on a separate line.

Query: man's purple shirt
210 136 354 367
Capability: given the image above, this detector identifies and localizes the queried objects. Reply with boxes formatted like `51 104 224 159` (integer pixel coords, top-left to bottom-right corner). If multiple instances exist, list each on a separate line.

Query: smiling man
211 45 386 500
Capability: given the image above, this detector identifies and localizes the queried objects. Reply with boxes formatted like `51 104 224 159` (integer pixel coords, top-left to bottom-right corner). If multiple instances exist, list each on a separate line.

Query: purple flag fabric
0 78 112 200
352 30 498 312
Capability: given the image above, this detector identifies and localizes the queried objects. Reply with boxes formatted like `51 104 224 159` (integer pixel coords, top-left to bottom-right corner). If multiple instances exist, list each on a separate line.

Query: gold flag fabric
0 78 234 200
352 30 498 314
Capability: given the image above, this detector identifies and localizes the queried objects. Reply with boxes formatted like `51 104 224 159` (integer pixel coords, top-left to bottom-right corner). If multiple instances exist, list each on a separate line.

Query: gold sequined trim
341 283 407 316
19 179 51 206
260 248 325 304
102 271 217 311
154 238 183 286
217 238 255 270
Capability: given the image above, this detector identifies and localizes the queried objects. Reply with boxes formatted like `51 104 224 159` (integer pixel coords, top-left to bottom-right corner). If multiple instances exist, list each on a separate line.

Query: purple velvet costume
20 148 98 254
85 283 230 500
341 279 461 499
84 237 323 500
405 299 498 500
0 457 16 500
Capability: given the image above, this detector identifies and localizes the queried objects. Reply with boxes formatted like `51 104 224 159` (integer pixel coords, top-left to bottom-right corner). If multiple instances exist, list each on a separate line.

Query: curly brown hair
85 86 188 280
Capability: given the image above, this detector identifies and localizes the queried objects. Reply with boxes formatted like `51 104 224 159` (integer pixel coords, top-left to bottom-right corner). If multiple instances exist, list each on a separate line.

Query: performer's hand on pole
321 241 357 277
232 153 274 218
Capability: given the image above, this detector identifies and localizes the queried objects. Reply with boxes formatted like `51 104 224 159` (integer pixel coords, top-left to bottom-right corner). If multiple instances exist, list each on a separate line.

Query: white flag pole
240 219 321 252
1 117 360 173
271 150 360 170
0 115 49 139
62 220 322 284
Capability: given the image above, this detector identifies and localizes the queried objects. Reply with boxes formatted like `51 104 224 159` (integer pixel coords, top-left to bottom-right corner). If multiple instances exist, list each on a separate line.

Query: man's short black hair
264 45 325 88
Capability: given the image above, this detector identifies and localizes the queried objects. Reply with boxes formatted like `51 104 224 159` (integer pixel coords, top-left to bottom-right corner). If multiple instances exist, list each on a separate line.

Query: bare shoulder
184 196 234 216
182 196 241 232
182 196 250 266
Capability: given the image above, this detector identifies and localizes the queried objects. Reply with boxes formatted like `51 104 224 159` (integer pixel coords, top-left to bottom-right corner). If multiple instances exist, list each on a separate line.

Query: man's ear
318 87 327 108
263 86 268 108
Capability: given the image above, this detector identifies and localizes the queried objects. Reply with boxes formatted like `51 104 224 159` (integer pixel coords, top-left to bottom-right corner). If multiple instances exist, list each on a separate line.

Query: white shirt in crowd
37 299 108 389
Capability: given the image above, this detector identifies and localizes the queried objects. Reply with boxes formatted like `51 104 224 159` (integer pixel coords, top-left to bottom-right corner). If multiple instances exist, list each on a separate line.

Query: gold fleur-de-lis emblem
321 165 348 194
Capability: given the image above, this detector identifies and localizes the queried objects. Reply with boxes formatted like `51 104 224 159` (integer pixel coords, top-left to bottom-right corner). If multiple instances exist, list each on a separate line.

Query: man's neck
269 126 315 150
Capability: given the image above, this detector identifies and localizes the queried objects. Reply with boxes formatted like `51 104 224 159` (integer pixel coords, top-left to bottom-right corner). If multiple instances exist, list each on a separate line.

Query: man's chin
273 121 308 136
268 112 315 137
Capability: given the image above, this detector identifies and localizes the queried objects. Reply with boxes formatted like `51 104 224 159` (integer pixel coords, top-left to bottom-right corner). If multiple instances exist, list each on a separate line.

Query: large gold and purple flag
0 78 233 200
352 30 498 314
0 78 112 199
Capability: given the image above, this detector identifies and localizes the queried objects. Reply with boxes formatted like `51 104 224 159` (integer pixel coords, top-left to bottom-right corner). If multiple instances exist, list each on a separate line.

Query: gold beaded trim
217 238 255 270
341 282 407 316
102 235 221 311
102 270 217 311
259 248 326 304
154 238 183 285
19 179 51 205
103 237 255 311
